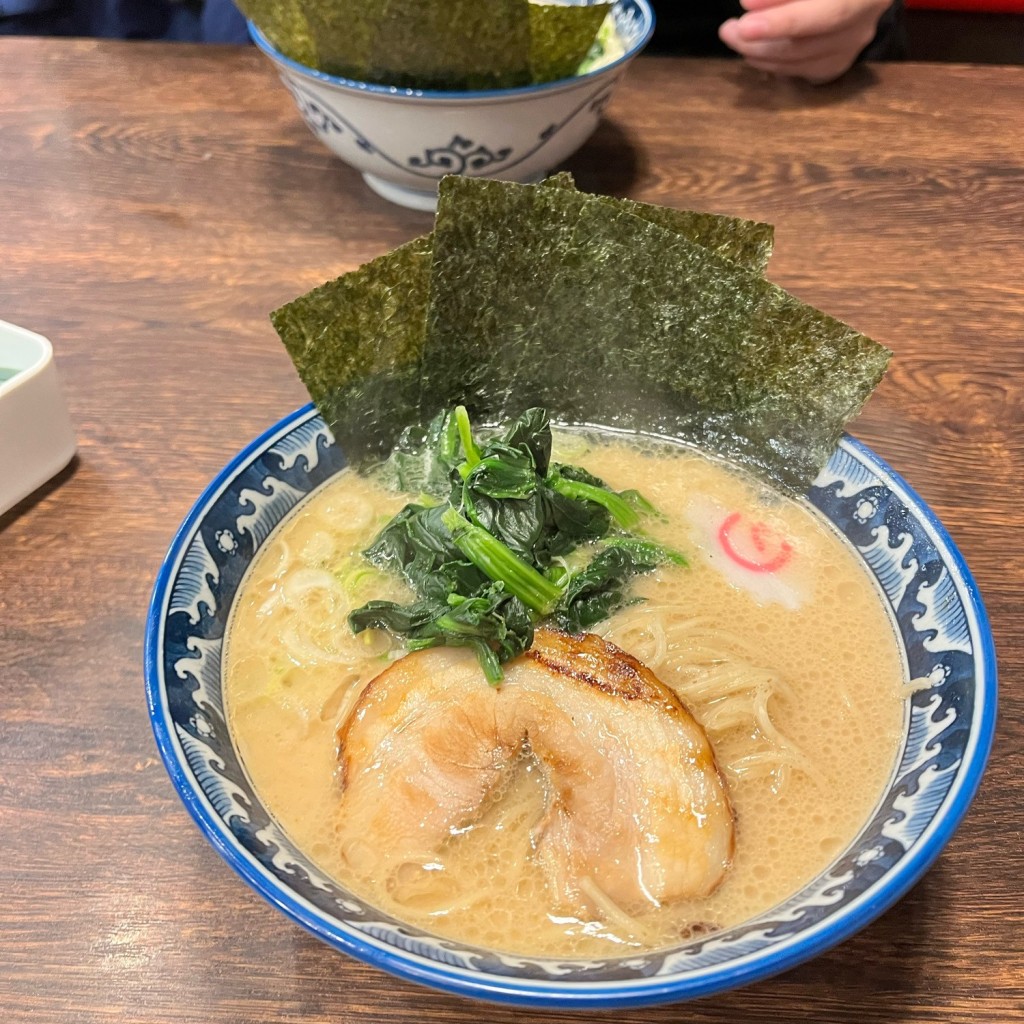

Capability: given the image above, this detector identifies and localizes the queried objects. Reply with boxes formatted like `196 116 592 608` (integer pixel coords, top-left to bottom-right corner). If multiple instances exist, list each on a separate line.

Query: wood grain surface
1 38 1022 1024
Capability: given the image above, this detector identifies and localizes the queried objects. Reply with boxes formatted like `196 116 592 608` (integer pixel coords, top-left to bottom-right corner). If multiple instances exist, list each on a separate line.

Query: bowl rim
247 0 655 101
144 405 997 1009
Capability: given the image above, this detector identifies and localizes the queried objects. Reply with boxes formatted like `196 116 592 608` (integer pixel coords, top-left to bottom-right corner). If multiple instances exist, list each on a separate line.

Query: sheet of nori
270 235 433 463
365 0 533 90
300 0 376 78
419 177 595 421
528 1 613 83
539 172 774 274
421 176 889 491
236 0 318 65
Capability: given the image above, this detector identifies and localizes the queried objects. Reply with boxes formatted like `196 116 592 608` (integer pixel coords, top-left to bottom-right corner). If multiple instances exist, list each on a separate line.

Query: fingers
728 0 876 41
719 20 864 81
718 0 887 82
738 0 807 11
719 20 872 63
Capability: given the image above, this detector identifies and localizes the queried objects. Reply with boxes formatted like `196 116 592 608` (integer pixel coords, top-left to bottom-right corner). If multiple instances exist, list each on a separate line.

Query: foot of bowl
362 174 442 212
362 171 552 211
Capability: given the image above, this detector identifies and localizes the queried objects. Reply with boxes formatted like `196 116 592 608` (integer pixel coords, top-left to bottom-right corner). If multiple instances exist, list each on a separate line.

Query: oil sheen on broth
224 431 906 956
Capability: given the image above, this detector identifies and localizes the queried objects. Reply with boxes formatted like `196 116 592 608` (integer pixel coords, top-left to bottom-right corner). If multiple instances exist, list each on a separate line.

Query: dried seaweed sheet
270 175 887 492
529 1 613 83
250 0 611 88
237 0 318 65
539 172 774 273
270 235 433 463
300 0 376 79
420 176 889 491
365 0 533 90
266 175 768 466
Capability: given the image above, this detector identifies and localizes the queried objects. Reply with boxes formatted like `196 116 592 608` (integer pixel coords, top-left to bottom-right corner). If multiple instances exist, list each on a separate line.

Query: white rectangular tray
0 320 77 516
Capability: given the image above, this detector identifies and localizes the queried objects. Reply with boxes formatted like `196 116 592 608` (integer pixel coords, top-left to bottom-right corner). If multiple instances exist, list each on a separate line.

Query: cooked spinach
349 407 685 682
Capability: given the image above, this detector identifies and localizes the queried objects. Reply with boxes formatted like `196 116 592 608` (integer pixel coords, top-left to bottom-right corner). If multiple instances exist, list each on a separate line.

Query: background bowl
145 405 995 1009
249 0 654 210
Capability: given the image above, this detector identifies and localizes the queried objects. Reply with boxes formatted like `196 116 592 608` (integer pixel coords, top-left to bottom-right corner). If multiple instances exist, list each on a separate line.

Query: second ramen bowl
248 0 655 211
145 405 995 1009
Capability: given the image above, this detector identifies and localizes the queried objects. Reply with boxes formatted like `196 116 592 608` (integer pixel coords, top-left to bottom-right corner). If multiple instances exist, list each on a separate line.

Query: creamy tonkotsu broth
224 431 906 957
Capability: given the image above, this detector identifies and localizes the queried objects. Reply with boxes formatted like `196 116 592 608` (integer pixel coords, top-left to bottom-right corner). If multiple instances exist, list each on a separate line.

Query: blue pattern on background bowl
248 1 655 210
144 405 996 1009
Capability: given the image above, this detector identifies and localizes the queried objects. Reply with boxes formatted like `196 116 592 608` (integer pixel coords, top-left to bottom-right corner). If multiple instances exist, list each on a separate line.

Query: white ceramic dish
0 320 76 516
145 404 996 1009
249 0 654 211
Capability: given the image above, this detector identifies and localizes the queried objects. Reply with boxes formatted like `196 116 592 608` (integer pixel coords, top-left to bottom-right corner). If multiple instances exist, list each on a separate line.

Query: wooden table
1 38 1021 1024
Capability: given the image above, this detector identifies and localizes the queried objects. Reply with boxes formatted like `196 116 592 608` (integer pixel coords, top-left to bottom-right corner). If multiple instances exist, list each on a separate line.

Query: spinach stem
438 408 461 464
442 508 561 616
548 472 641 529
454 405 481 467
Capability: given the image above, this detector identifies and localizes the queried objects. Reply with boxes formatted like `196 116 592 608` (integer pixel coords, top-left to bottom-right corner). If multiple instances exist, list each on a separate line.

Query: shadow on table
0 455 79 536
560 117 646 198
729 62 882 110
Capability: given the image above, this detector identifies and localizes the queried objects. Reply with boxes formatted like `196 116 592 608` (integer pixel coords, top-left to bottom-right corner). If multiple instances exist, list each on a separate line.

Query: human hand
718 0 892 83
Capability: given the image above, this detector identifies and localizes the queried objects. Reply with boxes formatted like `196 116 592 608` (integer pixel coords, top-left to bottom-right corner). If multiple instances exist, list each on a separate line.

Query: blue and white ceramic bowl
249 1 654 210
145 405 996 1009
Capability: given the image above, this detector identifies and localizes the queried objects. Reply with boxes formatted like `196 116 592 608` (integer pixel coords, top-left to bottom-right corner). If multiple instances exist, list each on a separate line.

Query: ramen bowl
144 405 995 1009
248 0 654 211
